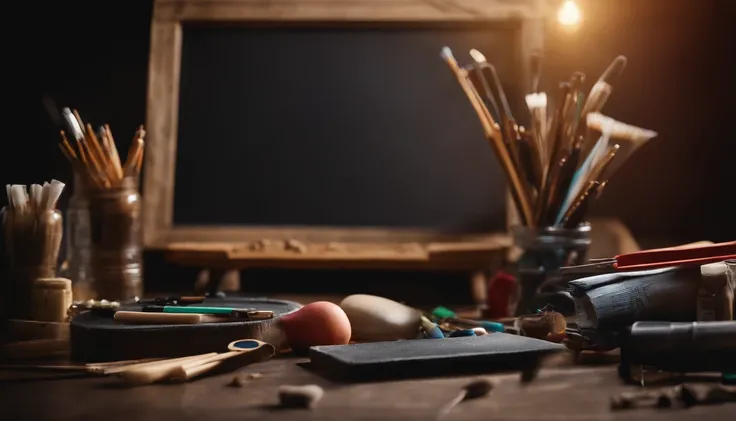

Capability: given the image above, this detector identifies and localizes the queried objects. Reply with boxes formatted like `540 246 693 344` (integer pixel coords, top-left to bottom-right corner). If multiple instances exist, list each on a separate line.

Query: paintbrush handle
116 352 218 385
169 342 274 382
561 181 604 228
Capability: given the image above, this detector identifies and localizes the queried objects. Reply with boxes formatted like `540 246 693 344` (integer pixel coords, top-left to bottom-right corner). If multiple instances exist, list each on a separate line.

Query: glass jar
69 175 143 301
1 208 63 319
64 171 93 300
511 223 592 315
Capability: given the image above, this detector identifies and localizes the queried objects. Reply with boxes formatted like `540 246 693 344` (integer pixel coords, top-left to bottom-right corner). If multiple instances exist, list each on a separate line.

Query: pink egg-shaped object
279 301 351 352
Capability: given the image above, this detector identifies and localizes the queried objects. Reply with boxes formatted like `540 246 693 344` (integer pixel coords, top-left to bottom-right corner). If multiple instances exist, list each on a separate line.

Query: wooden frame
145 0 551 269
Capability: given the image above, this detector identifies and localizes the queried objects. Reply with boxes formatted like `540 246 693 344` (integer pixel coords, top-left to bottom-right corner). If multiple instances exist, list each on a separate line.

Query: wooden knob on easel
31 278 72 322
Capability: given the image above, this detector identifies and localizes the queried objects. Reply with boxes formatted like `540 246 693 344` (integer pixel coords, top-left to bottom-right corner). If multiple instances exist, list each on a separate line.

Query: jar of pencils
511 224 591 315
55 113 147 301
85 176 143 301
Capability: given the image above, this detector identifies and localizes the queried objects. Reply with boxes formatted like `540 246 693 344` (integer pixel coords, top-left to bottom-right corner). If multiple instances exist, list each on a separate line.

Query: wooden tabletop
2 356 733 421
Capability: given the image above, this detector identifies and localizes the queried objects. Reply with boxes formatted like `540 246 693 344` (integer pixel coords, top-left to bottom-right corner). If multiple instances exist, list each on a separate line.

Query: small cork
31 278 73 322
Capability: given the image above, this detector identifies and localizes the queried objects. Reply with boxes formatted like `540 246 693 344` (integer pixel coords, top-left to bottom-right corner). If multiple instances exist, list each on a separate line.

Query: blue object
450 329 477 338
478 321 505 333
231 339 260 349
425 326 445 339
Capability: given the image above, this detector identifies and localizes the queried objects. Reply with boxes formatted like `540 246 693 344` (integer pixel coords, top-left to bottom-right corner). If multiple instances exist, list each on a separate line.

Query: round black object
70 296 301 362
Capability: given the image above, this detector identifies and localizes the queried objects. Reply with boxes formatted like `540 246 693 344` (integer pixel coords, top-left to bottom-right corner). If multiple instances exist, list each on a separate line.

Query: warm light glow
557 1 582 27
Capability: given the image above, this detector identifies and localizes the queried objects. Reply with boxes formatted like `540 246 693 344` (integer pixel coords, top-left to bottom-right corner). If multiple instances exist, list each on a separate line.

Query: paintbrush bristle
469 49 487 64
440 46 455 61
598 55 627 86
587 113 657 142
525 93 547 109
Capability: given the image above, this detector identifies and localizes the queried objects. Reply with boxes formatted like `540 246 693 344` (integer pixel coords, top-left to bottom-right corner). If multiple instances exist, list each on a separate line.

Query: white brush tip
469 49 486 64
440 46 455 60
525 92 547 108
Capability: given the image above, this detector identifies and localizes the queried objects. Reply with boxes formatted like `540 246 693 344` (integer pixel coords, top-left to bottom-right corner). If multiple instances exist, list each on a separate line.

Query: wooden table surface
2 356 733 421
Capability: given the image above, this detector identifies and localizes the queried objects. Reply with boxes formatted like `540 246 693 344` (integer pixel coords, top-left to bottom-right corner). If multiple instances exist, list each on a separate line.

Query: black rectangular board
174 24 524 234
308 333 566 382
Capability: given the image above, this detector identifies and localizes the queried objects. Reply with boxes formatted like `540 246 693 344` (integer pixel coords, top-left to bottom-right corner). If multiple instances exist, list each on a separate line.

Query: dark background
1 0 734 296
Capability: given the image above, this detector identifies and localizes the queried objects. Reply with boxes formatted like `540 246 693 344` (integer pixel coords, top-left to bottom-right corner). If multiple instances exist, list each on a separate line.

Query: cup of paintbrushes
511 224 591 316
1 182 66 319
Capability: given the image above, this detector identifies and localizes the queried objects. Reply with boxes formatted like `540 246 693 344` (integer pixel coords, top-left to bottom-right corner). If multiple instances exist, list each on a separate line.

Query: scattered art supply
113 311 226 325
278 301 352 352
136 295 206 306
611 384 736 411
141 305 273 320
436 379 494 419
117 339 275 386
431 306 505 333
30 278 73 322
449 329 476 338
619 321 736 375
67 299 120 319
421 316 445 338
340 294 421 341
278 384 325 409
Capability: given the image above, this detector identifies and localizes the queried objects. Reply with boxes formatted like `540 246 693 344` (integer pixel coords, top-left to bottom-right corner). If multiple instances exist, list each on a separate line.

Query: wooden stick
104 124 124 180
0 364 87 371
60 131 78 159
86 123 116 182
117 352 218 385
135 141 145 175
124 126 145 169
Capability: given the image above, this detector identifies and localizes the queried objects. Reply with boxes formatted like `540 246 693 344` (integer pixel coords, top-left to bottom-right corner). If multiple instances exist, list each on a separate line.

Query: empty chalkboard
174 25 522 234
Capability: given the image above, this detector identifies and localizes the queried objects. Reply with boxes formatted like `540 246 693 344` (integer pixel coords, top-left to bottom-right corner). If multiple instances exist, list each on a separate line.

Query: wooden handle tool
117 353 218 385
169 339 276 382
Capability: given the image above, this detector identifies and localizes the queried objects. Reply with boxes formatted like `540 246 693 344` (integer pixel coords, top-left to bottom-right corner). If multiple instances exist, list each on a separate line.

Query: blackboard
174 25 522 234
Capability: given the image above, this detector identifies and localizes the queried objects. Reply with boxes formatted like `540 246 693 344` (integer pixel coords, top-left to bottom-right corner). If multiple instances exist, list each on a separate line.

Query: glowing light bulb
557 0 581 27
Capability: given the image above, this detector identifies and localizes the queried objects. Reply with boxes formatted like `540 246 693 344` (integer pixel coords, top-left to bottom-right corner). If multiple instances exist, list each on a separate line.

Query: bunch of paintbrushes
2 182 66 266
56 107 145 189
1 181 66 317
440 48 658 228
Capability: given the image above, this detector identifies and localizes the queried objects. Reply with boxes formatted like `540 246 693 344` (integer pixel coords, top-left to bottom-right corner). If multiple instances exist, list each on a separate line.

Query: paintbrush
525 92 548 169
441 47 534 226
440 47 497 136
535 82 572 224
469 49 537 200
561 180 607 228
530 50 542 93
584 113 658 182
576 56 628 156
466 54 502 125
557 143 620 223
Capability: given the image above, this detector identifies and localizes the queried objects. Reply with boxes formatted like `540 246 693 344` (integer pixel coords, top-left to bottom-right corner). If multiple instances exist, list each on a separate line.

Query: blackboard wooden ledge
157 228 511 271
